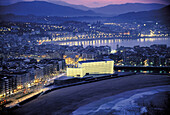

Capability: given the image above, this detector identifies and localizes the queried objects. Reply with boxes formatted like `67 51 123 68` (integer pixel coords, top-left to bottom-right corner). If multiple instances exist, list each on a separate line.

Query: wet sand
13 74 170 115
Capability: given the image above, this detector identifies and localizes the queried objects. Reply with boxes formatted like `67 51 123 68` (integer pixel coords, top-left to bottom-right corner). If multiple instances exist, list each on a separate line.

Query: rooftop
79 59 113 64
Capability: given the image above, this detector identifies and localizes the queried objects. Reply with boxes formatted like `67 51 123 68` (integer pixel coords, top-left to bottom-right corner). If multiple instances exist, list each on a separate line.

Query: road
48 73 66 82
12 74 170 115
5 73 65 108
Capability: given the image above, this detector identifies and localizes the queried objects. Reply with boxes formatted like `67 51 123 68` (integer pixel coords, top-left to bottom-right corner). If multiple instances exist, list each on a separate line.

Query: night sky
0 0 170 7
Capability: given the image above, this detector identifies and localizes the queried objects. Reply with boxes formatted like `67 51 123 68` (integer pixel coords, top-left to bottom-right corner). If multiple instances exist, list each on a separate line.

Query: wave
72 85 170 115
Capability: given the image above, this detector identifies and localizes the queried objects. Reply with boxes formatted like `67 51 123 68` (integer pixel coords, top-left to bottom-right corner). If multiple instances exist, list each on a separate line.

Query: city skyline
0 0 170 114
0 0 170 7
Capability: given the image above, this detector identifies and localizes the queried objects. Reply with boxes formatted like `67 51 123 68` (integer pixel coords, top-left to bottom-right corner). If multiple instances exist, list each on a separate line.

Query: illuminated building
63 54 86 66
67 59 114 77
0 75 18 97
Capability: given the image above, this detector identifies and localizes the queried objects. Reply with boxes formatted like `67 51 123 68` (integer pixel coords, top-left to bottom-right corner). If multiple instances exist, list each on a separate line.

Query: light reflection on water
58 38 169 50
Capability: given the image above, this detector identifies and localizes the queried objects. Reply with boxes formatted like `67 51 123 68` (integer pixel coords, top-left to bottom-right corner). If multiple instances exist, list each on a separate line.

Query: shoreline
4 72 132 109
44 36 170 43
12 74 170 115
72 85 170 115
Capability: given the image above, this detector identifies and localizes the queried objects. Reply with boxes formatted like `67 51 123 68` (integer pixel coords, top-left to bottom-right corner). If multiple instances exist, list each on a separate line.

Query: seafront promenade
12 74 170 115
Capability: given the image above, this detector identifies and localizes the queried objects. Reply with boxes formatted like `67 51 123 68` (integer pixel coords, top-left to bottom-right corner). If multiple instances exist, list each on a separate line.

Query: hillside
92 3 165 16
110 5 170 22
0 1 98 16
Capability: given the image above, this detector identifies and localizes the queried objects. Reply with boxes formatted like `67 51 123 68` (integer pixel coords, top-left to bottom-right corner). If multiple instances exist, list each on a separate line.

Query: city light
0 2 169 114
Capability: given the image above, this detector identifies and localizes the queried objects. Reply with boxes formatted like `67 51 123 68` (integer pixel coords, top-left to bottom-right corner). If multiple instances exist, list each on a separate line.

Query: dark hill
0 1 98 16
110 5 170 22
92 3 166 16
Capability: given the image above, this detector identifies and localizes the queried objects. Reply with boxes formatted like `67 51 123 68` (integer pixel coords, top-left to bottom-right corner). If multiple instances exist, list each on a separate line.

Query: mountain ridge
92 3 166 15
110 5 170 23
0 1 98 16
0 1 166 17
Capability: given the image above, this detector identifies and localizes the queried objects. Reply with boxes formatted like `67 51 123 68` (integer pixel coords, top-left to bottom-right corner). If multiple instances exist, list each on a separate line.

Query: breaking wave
72 85 170 115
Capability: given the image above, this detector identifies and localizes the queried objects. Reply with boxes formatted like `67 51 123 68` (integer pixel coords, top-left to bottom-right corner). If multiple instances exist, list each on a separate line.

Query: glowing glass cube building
67 59 114 77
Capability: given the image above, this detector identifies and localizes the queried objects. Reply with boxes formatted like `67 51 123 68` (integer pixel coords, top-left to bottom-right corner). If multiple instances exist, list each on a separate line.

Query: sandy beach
12 74 170 115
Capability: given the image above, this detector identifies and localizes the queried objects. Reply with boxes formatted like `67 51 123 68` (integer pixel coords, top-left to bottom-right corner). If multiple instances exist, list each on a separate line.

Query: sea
72 85 170 115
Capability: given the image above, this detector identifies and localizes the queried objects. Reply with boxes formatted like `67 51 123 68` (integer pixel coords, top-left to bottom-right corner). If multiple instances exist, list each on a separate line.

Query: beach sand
12 74 170 115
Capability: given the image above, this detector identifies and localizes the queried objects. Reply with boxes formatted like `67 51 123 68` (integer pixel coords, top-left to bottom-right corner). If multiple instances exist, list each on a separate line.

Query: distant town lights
111 50 117 54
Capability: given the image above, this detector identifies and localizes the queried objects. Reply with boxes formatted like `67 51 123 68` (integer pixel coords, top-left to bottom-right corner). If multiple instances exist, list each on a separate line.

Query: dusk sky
0 0 170 7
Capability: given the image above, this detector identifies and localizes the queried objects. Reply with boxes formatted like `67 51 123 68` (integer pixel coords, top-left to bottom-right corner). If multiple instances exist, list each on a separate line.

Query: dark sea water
72 85 170 115
58 37 170 50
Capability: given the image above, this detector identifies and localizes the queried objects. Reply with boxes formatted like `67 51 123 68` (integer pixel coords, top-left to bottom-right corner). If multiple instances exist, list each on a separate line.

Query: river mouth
72 85 170 115
57 38 170 50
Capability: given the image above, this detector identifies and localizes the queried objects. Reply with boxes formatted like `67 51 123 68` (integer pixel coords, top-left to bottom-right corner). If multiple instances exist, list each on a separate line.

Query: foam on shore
72 85 170 115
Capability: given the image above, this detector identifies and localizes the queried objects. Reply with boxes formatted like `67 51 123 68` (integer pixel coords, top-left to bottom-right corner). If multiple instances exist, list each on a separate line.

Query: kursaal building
67 59 114 77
